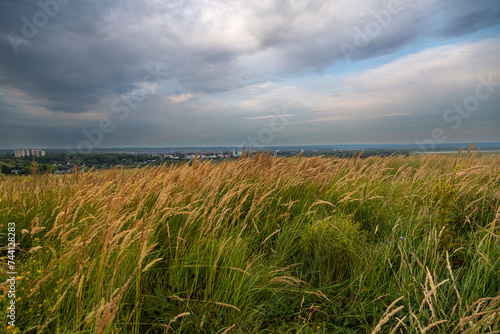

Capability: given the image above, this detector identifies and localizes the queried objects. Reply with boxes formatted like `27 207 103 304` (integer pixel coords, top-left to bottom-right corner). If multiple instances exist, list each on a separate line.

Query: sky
0 0 499 150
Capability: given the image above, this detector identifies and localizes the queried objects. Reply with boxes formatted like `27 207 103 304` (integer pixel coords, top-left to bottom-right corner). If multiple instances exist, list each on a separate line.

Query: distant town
1 143 499 176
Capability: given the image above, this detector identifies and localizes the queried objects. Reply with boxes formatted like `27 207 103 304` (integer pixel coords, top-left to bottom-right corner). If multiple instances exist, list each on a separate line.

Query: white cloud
244 113 295 120
306 38 500 121
368 113 409 118
168 93 193 103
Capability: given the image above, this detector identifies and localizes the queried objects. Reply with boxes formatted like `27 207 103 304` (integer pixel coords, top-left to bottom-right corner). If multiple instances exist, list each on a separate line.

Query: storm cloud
0 0 499 148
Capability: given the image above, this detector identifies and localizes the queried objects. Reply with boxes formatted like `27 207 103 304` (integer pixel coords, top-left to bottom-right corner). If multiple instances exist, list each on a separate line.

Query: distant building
14 147 24 158
15 148 45 158
31 149 46 157
15 147 26 158
232 148 243 157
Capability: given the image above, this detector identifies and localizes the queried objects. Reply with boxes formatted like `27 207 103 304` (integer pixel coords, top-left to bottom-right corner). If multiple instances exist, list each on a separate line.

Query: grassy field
0 148 499 333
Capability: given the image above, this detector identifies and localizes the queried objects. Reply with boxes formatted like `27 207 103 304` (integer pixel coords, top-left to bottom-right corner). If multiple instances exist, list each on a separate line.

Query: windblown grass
0 146 499 333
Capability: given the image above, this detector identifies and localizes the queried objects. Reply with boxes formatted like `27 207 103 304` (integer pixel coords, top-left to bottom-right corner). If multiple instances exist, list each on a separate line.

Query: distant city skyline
14 147 45 157
1 0 499 150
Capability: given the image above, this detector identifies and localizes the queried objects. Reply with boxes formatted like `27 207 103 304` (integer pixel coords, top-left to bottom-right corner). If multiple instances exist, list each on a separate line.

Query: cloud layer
0 0 499 148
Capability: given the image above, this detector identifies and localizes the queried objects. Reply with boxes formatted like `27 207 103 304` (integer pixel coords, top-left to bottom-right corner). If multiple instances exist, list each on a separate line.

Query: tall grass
0 147 499 333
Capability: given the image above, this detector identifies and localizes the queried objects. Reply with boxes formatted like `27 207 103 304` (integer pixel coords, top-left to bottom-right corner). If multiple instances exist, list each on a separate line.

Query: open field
0 148 499 333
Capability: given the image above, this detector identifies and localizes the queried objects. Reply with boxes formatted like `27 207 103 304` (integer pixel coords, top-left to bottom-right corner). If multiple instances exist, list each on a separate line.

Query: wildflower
400 236 404 240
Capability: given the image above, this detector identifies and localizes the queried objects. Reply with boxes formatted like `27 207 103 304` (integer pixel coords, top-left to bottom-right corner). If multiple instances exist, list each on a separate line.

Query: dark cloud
0 0 499 148
437 0 500 37
0 0 138 113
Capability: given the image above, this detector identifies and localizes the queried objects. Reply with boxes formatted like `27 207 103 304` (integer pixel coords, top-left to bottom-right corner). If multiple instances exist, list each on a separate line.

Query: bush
301 213 366 283
1 164 11 174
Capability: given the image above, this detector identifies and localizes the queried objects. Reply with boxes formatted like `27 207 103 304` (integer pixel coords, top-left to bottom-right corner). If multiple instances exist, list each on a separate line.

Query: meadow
0 146 499 333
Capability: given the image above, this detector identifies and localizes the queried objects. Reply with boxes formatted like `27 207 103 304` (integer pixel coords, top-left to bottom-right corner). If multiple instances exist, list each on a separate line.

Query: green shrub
301 214 366 283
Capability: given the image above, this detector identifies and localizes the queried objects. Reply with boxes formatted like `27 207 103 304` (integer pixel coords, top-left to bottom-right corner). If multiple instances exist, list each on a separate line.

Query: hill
0 161 14 168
